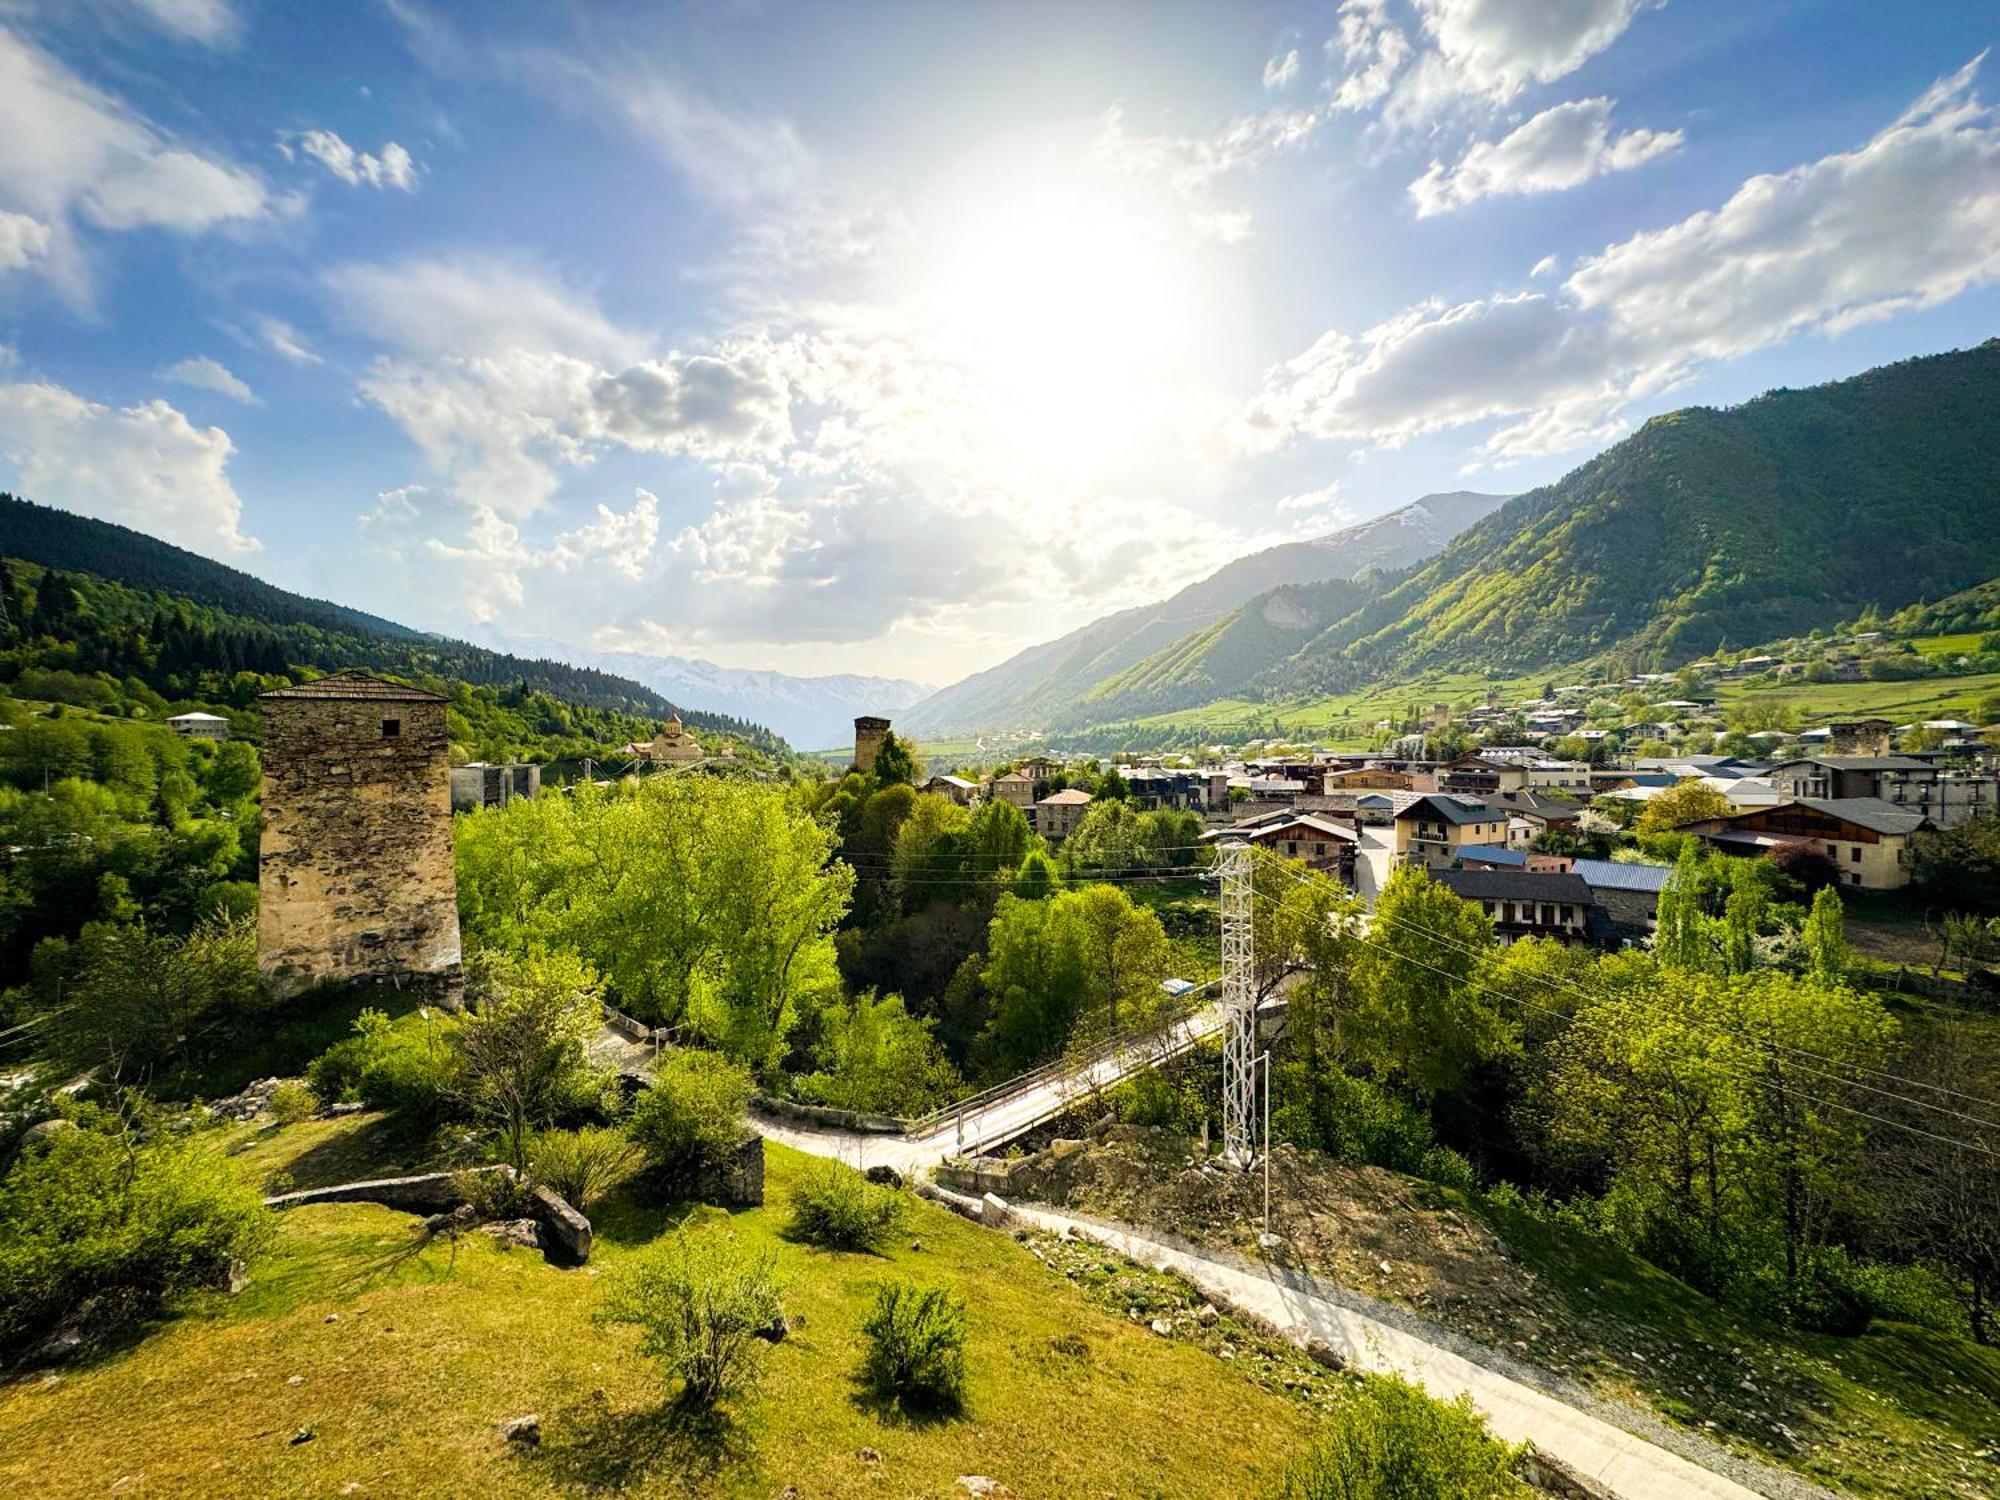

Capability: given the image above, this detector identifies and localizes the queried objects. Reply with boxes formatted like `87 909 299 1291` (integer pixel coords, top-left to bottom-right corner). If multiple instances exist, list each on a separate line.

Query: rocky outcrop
694 1133 765 1207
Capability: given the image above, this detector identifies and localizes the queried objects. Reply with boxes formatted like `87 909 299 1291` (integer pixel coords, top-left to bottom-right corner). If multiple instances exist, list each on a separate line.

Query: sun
898 149 1215 482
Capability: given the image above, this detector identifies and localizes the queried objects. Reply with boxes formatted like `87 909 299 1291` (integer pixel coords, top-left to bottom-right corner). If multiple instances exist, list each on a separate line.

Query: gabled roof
1791 797 1930 835
259 671 446 703
1037 788 1094 806
1394 793 1498 826
926 774 977 789
167 710 228 722
1455 844 1528 867
1492 790 1582 819
1245 814 1358 844
1434 868 1594 905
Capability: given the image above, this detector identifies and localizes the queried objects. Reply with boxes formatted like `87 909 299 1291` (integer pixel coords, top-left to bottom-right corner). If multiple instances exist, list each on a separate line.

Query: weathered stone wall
258 695 462 1000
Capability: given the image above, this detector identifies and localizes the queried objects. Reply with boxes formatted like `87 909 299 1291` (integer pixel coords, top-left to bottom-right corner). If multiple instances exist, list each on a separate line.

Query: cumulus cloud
1263 48 1301 90
1409 96 1680 215
1415 0 1651 104
0 25 268 292
0 378 258 554
1327 0 1412 111
282 128 419 190
162 355 257 404
0 209 50 271
548 490 660 580
1242 55 2000 463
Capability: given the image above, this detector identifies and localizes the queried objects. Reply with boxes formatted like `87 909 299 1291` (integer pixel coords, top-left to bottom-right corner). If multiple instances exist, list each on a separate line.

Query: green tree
1635 780 1735 835
872 730 918 788
1064 883 1174 1038
977 893 1089 1075
1348 868 1511 1097
1802 886 1848 981
1654 842 1714 972
793 991 962 1116
453 949 610 1169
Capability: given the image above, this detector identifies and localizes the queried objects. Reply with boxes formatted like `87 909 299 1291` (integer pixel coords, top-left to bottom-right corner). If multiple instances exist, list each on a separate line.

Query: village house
1767 753 1996 828
990 768 1037 810
1208 811 1360 883
1391 793 1510 869
166 710 229 741
1034 787 1093 841
449 761 541 812
1438 754 1530 796
1567 857 1670 942
1433 868 1594 945
1676 797 1932 890
924 773 978 806
1491 790 1583 847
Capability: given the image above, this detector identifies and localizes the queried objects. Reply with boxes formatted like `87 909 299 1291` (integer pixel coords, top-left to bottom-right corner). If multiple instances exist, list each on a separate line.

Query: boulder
529 1185 593 1263
1196 1304 1220 1328
499 1414 541 1446
480 1218 543 1251
20 1118 77 1147
956 1480 1015 1498
979 1192 1012 1228
863 1164 903 1188
694 1133 765 1208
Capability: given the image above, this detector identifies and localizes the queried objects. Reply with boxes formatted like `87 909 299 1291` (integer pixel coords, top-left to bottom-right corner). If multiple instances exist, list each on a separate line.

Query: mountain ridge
898 489 1511 735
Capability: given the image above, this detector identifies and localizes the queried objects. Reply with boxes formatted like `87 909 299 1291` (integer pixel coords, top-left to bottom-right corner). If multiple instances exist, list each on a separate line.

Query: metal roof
259 671 446 703
1569 858 1672 893
1455 844 1528 867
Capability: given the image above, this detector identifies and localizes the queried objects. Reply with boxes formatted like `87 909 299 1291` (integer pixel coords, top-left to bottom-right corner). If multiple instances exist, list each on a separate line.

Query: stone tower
256 672 462 1001
853 715 891 774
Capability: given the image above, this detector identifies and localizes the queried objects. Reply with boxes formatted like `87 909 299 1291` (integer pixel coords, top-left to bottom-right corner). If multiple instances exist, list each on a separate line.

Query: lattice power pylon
1219 839 1257 1168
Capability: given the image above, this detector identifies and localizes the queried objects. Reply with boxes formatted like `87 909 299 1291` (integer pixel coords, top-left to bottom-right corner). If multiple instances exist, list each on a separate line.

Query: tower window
381 718 401 739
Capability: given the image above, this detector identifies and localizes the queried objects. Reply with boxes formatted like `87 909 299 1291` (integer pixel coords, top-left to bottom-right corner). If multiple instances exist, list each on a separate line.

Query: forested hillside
0 495 782 749
1260 340 2000 697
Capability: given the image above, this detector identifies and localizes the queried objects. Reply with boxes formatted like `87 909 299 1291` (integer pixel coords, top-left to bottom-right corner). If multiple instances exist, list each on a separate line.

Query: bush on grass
1270 1373 1525 1499
595 1229 784 1412
0 1107 273 1362
265 1079 318 1127
306 1006 460 1122
860 1281 968 1412
528 1125 641 1211
623 1051 754 1192
786 1159 903 1251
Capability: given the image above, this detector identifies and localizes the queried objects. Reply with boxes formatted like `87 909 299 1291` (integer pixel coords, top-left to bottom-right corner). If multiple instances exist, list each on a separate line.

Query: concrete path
998 1202 1815 1500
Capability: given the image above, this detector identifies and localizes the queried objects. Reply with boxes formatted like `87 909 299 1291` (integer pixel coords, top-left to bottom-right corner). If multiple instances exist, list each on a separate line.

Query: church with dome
621 715 705 766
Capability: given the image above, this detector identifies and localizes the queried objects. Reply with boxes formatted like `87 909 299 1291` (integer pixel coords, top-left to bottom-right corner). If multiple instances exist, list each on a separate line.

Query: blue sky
0 0 1995 686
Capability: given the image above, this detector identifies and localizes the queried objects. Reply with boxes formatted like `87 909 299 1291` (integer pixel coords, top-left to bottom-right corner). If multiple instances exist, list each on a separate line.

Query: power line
1241 867 2000 1163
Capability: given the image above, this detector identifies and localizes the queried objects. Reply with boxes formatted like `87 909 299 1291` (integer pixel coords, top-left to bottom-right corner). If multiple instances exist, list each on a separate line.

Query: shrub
596 1230 784 1411
265 1080 318 1127
1272 1067 1435 1176
306 1007 460 1121
790 992 962 1117
528 1126 641 1211
1417 1146 1477 1193
0 1110 273 1361
861 1281 968 1412
452 1166 535 1222
1271 1374 1525 1499
624 1051 754 1190
1114 1069 1206 1134
786 1160 904 1251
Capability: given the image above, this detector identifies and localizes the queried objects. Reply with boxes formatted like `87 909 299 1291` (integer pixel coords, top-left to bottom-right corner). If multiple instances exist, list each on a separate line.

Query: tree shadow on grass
539 1392 751 1495
846 1372 965 1432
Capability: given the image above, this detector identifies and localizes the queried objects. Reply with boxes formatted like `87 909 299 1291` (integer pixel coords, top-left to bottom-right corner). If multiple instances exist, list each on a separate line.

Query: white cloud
1095 101 1321 241
162 355 257 404
1530 253 1559 278
1409 97 1680 215
325 253 640 362
359 484 527 622
1327 0 1411 111
0 209 50 271
1242 55 2000 463
0 379 258 554
548 490 659 580
103 0 240 47
0 27 268 257
1415 0 1651 103
1263 48 1301 90
283 129 419 191
250 314 321 366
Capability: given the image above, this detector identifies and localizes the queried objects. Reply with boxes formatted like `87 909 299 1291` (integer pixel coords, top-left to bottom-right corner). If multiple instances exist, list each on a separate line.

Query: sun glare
901 153 1214 481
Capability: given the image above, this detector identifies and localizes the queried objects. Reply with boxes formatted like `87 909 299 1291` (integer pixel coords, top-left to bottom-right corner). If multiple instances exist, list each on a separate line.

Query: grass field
0 1123 1319 1499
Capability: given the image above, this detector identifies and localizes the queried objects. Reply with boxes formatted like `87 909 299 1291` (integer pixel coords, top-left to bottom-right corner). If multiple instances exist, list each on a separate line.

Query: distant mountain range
479 633 930 751
906 340 2000 738
898 490 1512 735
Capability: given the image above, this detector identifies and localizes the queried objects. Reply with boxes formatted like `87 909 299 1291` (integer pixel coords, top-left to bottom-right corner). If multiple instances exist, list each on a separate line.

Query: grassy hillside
900 491 1509 734
0 1131 1318 1499
1264 340 2000 698
0 495 784 750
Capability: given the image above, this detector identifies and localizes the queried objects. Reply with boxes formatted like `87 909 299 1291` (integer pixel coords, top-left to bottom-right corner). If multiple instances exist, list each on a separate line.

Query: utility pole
1220 840 1256 1168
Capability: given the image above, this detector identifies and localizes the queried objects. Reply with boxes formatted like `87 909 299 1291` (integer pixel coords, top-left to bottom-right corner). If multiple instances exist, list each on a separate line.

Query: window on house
381 718 401 739
1851 845 1861 863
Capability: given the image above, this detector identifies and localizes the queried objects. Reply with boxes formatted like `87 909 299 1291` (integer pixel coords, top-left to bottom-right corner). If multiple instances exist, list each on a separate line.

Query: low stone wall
694 1133 765 1207
266 1166 593 1263
934 1137 1089 1201
751 1093 910 1136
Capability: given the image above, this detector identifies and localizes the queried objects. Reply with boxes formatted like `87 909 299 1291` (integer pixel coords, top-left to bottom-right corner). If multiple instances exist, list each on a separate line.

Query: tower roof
259 671 447 703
